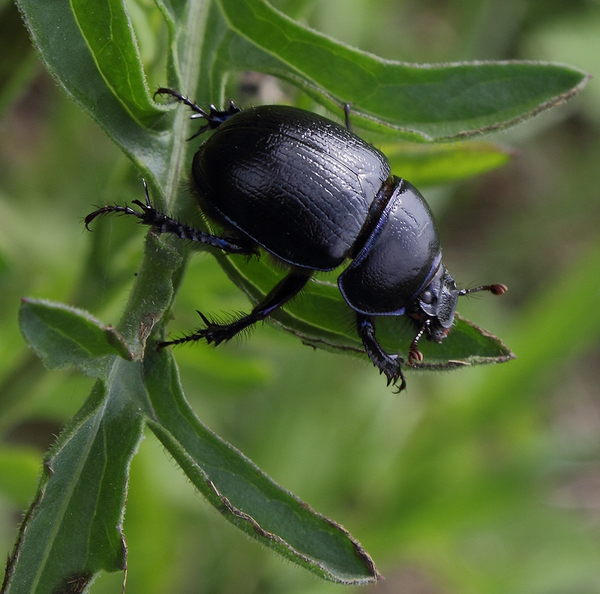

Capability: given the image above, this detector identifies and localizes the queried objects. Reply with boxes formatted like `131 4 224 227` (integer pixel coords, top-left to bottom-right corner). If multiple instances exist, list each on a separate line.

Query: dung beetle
86 88 506 391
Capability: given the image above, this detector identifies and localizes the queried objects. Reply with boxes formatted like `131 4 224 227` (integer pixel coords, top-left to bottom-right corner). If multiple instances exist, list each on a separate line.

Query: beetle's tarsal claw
84 209 103 230
392 373 407 394
382 360 407 393
375 354 406 391
192 310 251 346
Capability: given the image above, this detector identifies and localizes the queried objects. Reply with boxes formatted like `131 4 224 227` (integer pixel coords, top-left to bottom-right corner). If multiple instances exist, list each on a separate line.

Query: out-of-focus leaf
383 141 514 187
0 447 40 507
0 2 37 116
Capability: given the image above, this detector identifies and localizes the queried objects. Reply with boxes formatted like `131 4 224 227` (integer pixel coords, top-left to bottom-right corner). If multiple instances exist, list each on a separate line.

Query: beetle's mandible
86 89 507 391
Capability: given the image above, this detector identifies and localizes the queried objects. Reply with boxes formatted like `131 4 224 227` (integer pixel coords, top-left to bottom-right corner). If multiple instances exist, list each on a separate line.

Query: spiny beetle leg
159 270 312 349
356 313 407 391
157 312 236 348
155 88 240 139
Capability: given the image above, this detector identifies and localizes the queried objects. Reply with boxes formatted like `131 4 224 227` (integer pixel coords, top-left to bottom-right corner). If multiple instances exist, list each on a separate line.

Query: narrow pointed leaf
143 348 381 585
1 376 145 594
19 299 132 376
11 231 380 587
214 0 590 140
69 0 156 120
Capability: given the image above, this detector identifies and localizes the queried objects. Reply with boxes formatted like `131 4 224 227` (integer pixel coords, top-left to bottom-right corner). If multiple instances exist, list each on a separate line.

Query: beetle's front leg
159 270 312 348
356 313 407 391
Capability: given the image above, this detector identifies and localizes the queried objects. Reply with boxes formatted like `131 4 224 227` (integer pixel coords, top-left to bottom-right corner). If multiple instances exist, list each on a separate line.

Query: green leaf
19 299 132 376
15 0 187 202
69 0 156 121
144 348 381 584
213 0 590 140
2 376 144 594
4 236 180 594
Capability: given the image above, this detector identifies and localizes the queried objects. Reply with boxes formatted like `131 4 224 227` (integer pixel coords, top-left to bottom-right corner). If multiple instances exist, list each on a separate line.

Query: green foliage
0 0 596 592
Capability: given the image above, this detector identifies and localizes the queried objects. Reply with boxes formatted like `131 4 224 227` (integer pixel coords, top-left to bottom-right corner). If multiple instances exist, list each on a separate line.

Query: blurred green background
1 0 600 592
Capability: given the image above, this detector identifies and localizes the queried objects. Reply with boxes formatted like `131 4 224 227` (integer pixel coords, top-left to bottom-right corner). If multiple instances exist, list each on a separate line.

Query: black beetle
86 89 506 391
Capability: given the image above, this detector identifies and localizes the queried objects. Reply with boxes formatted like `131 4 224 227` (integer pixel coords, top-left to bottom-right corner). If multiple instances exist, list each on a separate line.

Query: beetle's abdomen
192 105 391 270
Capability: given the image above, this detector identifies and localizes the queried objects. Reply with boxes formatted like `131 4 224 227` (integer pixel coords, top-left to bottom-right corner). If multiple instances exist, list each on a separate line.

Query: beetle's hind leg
356 313 407 391
159 270 312 348
85 180 255 256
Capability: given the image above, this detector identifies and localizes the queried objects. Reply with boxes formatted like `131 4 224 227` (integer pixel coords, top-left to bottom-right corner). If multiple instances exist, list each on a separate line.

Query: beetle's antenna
459 284 507 297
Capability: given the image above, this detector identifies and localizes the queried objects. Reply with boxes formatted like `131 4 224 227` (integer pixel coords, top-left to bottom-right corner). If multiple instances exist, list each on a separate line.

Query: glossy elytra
85 89 507 391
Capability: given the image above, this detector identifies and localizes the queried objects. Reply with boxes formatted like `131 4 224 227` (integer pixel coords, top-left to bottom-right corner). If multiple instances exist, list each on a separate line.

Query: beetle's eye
421 289 434 304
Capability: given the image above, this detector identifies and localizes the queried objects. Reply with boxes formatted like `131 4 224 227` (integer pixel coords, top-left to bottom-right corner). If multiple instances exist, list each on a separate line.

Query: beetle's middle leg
159 270 312 348
356 313 406 391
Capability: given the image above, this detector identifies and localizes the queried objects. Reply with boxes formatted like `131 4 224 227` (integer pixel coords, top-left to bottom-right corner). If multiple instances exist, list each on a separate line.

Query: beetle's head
407 265 507 364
